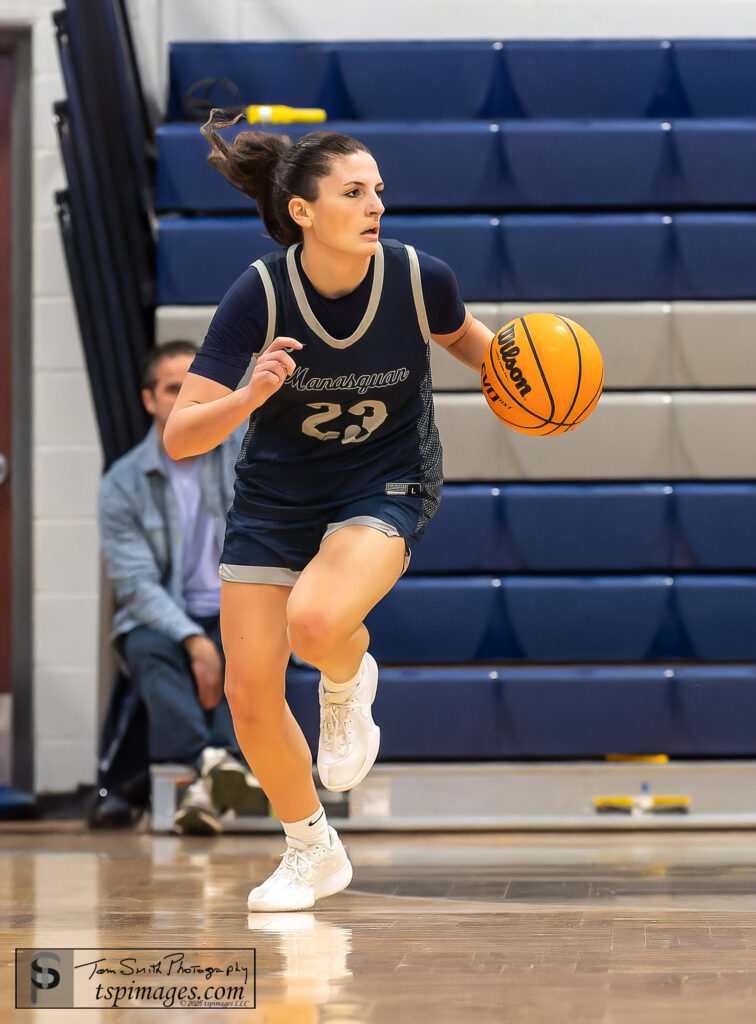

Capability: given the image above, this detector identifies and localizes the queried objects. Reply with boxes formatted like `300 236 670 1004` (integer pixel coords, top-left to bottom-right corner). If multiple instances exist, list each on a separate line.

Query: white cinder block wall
9 0 756 793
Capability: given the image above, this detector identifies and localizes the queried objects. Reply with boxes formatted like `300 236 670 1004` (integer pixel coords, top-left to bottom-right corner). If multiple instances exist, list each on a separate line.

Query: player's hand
248 336 303 407
184 634 224 711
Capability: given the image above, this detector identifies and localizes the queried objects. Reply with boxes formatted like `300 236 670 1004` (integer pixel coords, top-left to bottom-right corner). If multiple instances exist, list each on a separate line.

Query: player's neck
299 243 372 299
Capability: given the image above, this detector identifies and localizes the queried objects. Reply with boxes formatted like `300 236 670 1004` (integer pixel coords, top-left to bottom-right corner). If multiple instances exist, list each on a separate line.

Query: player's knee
286 609 341 666
224 670 283 730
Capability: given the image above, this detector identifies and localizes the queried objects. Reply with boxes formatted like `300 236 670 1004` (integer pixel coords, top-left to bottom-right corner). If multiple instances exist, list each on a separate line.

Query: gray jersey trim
286 241 385 349
219 562 300 586
406 244 431 344
251 259 277 357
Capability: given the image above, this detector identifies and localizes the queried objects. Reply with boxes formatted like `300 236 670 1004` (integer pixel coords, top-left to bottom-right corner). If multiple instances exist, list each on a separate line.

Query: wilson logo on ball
494 322 532 397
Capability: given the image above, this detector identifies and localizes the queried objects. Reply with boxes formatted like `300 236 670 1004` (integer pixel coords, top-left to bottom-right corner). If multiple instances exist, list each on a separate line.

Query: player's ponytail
201 108 295 246
201 109 372 248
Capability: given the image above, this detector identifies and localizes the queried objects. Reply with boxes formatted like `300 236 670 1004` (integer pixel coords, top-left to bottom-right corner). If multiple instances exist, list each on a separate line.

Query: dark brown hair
200 109 372 247
141 340 199 390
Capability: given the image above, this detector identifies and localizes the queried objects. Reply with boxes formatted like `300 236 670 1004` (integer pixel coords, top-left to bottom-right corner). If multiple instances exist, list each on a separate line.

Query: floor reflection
5 827 756 1023
247 912 364 1023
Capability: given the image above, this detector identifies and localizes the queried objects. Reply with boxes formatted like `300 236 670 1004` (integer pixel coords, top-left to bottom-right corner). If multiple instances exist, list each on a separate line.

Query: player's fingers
260 350 297 377
257 367 284 386
268 335 303 354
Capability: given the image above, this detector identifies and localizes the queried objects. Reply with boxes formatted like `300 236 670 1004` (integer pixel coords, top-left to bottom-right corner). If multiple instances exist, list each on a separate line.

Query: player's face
306 151 385 255
142 353 195 432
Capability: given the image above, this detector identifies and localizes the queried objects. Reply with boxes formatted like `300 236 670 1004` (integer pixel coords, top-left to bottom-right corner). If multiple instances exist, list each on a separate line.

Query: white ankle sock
322 657 364 695
282 804 330 847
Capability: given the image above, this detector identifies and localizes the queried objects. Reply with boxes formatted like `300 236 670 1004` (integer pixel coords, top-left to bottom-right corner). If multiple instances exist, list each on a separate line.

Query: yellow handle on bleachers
246 104 327 125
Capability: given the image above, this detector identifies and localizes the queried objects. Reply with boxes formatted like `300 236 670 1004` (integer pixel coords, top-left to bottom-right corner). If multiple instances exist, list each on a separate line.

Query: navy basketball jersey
233 238 442 534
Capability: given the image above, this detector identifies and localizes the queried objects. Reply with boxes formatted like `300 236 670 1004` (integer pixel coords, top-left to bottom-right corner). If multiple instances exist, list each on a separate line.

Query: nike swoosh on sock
308 810 325 827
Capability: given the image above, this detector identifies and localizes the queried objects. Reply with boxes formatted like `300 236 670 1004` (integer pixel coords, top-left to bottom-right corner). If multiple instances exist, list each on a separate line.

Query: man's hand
184 634 224 711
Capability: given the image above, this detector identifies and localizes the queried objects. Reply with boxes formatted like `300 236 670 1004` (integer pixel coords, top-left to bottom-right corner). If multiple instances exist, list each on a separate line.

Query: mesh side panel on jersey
237 412 259 464
416 349 443 536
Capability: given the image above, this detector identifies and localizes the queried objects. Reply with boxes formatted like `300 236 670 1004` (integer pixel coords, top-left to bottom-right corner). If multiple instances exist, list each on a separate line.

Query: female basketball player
163 112 493 912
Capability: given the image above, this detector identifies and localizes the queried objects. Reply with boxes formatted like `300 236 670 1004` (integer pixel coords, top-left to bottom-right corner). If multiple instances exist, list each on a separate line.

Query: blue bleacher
411 483 675 573
157 121 507 212
363 483 756 665
366 573 756 664
158 213 756 304
411 483 756 574
673 121 756 205
158 119 756 212
500 484 674 571
158 37 756 304
501 41 675 119
675 666 756 754
674 484 756 568
166 40 756 122
157 39 756 758
286 665 756 757
676 577 756 660
157 215 503 304
673 40 756 118
675 214 756 298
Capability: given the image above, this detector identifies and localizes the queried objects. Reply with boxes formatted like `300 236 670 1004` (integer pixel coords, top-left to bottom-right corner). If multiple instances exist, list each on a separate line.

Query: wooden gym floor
3 822 756 1022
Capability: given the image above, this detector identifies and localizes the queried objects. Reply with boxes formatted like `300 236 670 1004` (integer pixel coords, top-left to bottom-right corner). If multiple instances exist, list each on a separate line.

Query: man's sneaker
247 827 353 912
173 776 222 835
199 747 267 816
317 653 380 792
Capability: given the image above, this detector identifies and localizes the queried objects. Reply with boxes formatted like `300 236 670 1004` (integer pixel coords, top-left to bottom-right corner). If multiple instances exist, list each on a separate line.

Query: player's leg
221 580 315 822
286 524 406 791
221 580 352 911
287 523 405 677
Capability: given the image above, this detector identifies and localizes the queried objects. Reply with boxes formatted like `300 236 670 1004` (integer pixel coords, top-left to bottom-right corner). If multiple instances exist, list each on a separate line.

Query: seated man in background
98 340 262 834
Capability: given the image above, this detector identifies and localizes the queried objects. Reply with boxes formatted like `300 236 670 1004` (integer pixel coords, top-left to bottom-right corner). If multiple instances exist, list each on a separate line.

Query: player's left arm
431 310 493 371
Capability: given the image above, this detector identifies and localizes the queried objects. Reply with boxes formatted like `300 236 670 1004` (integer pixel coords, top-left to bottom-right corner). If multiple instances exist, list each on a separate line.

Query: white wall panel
32 222 69 294
35 522 100 592
672 392 756 477
155 304 213 345
673 303 756 388
35 740 96 790
34 448 101 519
35 668 97 740
436 392 676 480
33 595 100 668
33 297 81 370
34 371 98 446
162 0 240 44
33 149 64 223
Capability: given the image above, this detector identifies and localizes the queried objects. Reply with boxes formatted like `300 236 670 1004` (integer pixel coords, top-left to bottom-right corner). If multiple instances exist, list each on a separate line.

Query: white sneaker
199 747 267 816
247 827 353 912
317 653 380 792
173 776 222 835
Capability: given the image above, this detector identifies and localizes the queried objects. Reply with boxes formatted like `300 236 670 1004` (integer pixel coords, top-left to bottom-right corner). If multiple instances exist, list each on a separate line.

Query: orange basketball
481 314 604 436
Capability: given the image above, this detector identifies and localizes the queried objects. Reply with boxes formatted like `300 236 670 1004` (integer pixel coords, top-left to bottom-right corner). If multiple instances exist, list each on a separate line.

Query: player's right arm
163 336 302 459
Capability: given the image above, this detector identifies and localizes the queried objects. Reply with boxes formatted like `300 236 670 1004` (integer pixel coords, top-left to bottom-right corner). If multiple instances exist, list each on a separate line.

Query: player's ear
288 197 312 229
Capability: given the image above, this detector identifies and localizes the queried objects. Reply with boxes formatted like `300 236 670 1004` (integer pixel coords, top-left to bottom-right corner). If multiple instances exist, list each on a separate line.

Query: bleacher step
151 761 756 832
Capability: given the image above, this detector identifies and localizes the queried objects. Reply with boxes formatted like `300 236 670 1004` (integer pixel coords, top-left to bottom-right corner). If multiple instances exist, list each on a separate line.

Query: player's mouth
361 224 380 237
